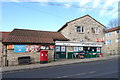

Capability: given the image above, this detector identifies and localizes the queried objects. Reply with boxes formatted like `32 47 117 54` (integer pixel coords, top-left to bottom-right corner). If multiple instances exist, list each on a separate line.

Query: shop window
55 46 66 52
55 46 60 52
83 47 97 53
76 26 84 33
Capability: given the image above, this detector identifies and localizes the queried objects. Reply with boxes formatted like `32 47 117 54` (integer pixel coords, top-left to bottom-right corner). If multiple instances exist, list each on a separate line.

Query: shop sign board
26 45 54 52
14 45 26 53
7 45 14 50
14 45 54 53
55 41 102 47
49 45 54 49
26 45 41 52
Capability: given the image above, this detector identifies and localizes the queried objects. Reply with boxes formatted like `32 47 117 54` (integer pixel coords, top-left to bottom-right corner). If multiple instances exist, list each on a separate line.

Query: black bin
18 56 31 65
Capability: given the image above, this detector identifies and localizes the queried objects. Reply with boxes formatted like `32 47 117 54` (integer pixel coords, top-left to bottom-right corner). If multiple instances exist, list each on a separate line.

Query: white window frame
106 40 112 45
76 26 84 33
94 28 99 34
105 33 111 37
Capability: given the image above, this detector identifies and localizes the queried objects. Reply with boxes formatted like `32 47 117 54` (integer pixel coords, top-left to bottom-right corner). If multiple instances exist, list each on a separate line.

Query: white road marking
56 71 96 78
76 73 82 75
81 73 87 75
89 71 96 73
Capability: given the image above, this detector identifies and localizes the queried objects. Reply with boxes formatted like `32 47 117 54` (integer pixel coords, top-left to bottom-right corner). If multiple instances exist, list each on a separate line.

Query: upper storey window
91 27 99 34
105 33 111 37
76 26 84 33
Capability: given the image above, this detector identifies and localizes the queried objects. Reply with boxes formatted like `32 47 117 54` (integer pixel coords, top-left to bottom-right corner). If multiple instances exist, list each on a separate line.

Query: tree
107 18 118 29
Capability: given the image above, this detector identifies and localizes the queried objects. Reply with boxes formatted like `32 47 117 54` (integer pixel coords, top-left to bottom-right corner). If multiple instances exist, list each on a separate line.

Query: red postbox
40 50 48 63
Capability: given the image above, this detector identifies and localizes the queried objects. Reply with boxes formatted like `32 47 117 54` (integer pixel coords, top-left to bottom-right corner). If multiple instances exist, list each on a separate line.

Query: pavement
1 55 118 73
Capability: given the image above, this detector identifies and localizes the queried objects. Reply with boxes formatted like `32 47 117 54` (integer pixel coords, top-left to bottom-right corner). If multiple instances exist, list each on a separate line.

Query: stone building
105 26 120 55
1 14 108 66
57 15 106 58
2 29 68 66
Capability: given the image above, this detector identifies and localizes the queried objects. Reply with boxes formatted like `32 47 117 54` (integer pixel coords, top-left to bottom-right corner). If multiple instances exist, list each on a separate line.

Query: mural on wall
13 45 54 53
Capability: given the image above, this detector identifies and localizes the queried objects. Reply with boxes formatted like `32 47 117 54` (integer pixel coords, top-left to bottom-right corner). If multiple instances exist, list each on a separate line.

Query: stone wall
0 42 3 66
60 15 106 53
105 31 120 55
6 49 54 66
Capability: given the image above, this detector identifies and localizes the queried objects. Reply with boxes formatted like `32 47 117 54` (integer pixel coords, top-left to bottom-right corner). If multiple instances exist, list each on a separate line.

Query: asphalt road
2 58 118 78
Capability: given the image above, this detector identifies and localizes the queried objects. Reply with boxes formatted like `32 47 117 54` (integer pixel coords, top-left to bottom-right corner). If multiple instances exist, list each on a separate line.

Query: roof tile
3 29 68 44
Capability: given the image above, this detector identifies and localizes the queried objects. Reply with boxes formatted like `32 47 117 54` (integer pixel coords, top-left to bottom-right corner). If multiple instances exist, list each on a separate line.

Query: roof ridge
13 28 59 33
58 14 106 32
106 26 120 32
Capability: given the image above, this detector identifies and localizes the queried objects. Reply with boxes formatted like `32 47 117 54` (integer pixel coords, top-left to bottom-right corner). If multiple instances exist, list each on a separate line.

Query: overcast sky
1 0 119 32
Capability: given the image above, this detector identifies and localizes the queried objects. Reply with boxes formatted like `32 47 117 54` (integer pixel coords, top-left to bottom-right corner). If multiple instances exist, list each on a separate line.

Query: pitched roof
106 26 120 33
58 14 106 32
3 29 68 44
0 32 10 41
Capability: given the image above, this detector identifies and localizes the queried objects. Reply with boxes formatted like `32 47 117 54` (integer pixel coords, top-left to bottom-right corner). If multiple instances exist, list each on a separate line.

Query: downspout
54 41 56 61
4 43 8 66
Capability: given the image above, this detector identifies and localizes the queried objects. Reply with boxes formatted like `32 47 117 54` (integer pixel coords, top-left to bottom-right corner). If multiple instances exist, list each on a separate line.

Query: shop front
55 46 66 59
55 41 102 59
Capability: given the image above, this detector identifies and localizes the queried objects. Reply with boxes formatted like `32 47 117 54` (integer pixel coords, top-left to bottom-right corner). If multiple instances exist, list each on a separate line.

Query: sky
0 0 119 32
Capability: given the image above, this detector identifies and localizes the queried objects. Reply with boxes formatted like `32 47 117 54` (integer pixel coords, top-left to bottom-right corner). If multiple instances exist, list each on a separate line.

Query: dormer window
76 26 84 33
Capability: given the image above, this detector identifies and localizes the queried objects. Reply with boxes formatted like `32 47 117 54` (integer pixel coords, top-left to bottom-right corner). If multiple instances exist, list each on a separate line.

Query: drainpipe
53 45 56 61
1 44 4 67
4 44 8 66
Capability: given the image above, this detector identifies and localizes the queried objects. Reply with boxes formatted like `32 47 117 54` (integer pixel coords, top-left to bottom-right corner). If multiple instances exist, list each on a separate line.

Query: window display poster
14 45 26 53
74 47 78 52
79 47 83 51
97 47 100 52
56 46 60 52
7 45 14 50
61 46 66 52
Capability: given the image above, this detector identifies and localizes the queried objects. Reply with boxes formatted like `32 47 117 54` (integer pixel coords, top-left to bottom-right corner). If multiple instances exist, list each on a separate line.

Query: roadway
2 57 118 79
